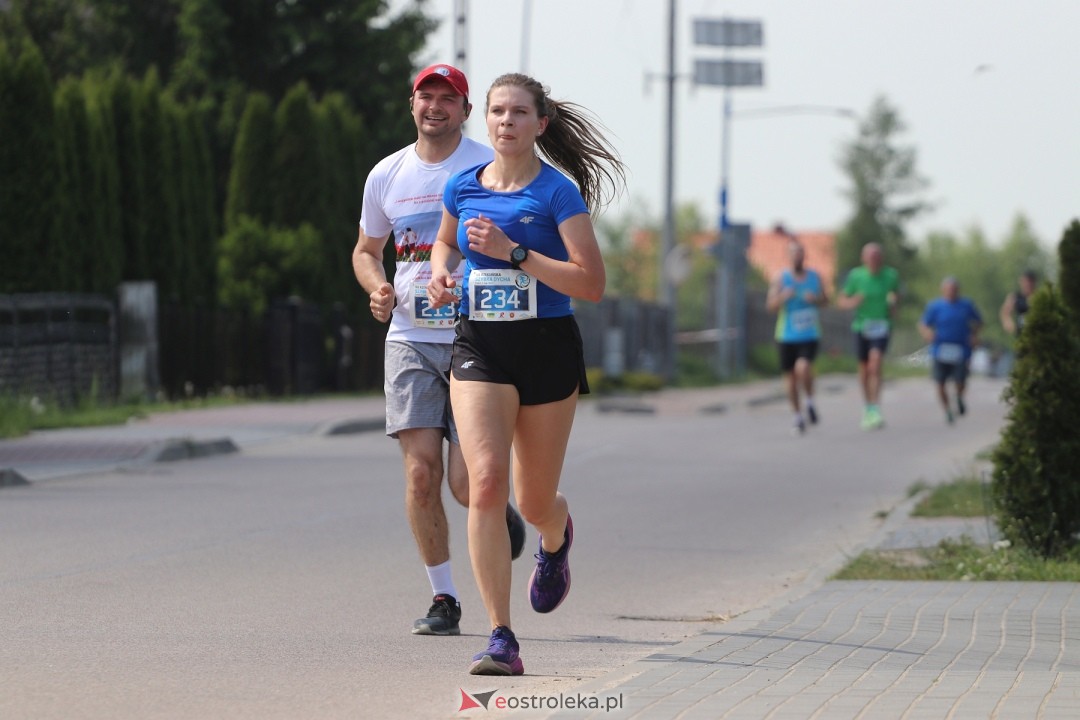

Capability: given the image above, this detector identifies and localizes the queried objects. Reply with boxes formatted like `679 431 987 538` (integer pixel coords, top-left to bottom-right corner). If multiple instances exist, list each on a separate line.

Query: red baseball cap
412 64 470 99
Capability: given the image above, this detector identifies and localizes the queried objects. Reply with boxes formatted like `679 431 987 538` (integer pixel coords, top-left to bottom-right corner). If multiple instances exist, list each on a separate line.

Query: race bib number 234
469 269 537 321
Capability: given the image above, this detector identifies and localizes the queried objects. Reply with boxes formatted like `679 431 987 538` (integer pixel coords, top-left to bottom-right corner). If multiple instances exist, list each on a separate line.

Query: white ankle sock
426 560 457 599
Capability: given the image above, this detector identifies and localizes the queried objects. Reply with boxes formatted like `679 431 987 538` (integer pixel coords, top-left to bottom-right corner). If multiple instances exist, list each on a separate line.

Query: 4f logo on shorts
461 360 476 369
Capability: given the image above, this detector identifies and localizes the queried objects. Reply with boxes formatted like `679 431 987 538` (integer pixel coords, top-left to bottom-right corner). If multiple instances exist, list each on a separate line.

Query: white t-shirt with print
359 137 492 344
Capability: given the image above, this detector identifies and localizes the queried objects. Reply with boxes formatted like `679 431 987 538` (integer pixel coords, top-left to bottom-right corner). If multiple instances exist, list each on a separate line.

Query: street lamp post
692 17 764 378
715 104 858 377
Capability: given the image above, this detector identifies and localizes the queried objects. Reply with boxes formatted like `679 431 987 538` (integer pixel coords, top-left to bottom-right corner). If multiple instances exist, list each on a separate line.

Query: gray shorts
384 340 458 443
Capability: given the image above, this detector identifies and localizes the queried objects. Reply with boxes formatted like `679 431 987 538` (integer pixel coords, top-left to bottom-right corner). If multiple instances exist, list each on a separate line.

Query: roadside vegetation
834 474 1080 582
0 392 247 440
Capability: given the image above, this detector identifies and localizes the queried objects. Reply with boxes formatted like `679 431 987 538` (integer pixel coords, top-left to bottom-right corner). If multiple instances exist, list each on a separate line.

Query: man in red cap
352 65 524 636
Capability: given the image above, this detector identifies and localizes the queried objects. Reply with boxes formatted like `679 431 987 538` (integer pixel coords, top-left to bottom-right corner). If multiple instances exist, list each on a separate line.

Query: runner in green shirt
838 243 900 429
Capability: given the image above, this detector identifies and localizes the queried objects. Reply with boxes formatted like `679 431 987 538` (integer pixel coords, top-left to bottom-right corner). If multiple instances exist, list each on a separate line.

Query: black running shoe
507 503 526 561
412 594 461 636
957 396 966 416
807 405 819 425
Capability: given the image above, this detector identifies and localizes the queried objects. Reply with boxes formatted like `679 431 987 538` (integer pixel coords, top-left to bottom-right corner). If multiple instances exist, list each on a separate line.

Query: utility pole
660 0 677 382
521 0 532 73
453 0 468 74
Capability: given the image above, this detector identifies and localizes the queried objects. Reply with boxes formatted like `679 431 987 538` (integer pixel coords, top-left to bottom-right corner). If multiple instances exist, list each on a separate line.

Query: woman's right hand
427 274 458 310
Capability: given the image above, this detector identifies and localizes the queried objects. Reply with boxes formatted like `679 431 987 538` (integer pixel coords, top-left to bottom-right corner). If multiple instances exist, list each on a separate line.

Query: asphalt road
0 375 1007 719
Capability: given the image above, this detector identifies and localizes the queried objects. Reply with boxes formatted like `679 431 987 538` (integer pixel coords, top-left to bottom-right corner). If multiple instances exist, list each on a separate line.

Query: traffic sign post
693 17 763 378
693 18 763 48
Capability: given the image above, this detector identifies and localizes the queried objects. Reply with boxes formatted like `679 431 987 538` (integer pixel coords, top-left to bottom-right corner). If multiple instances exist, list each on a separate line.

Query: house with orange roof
748 227 838 295
689 226 839 294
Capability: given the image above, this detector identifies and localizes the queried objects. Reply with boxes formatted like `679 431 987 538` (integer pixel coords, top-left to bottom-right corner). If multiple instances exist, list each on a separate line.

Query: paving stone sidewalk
549 504 1080 719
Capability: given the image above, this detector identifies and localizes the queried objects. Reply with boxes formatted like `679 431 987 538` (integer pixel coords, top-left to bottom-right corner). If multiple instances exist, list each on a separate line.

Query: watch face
512 246 527 263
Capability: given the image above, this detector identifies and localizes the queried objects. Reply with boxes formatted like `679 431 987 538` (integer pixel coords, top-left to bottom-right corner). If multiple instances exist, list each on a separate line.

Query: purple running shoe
469 625 524 675
528 515 573 613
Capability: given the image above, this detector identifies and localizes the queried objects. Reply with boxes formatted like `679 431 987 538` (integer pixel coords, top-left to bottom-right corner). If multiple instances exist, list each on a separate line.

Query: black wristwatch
510 245 529 270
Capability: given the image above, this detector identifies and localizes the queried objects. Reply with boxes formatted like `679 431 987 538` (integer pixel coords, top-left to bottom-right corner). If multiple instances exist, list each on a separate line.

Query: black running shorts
932 360 969 385
854 332 891 362
777 340 819 372
451 315 590 406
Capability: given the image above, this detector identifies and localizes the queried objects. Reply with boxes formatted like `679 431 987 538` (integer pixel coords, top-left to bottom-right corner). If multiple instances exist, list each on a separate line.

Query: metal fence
158 298 385 398
0 293 117 405
3 286 921 404
574 297 672 377
0 290 390 403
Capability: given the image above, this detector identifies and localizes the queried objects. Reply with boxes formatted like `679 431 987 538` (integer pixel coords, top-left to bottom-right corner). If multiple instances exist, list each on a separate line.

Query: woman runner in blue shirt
427 73 625 676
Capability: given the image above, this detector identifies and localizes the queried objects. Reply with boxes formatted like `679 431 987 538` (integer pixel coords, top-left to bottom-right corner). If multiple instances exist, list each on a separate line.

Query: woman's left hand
463 213 512 262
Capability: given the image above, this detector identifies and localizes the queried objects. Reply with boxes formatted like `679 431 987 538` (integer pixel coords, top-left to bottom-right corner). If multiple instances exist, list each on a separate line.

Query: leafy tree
187 103 220 303
54 76 94 292
1058 220 1080 322
597 200 659 301
104 69 151 280
170 0 230 100
835 95 931 282
83 72 124 293
144 75 184 302
271 82 321 230
0 38 59 292
999 215 1055 288
155 94 217 304
211 0 434 158
316 92 367 304
217 216 324 317
672 204 717 332
0 0 98 81
224 91 274 230
169 98 203 302
83 0 180 83
3 0 435 162
991 283 1080 558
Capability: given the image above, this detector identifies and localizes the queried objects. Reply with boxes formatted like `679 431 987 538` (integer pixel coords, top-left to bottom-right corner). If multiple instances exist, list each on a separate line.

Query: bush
748 343 780 376
585 368 665 394
675 352 718 387
991 283 1080 558
1059 219 1080 323
217 216 324 317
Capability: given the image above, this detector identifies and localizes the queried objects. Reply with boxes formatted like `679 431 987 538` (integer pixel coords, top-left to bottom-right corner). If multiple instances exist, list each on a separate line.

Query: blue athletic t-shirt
921 297 982 361
443 161 589 318
774 269 824 342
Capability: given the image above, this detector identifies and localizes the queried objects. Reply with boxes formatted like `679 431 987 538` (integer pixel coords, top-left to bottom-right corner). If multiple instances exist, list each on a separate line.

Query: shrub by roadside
834 476 1080 582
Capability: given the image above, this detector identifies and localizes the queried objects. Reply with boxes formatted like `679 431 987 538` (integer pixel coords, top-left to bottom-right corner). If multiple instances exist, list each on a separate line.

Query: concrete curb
318 417 386 436
1 467 31 487
139 437 240 463
594 396 656 415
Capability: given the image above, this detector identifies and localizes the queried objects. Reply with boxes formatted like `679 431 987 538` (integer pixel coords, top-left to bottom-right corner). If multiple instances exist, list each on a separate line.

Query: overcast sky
391 0 1079 247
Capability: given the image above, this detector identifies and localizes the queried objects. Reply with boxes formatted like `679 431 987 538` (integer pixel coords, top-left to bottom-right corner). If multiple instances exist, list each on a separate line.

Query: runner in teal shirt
767 239 827 434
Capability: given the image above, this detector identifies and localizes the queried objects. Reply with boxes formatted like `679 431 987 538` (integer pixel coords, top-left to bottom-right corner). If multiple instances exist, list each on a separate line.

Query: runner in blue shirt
918 276 983 424
427 72 626 677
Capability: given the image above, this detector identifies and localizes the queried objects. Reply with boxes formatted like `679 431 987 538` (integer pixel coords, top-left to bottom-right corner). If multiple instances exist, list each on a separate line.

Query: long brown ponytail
486 73 626 215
